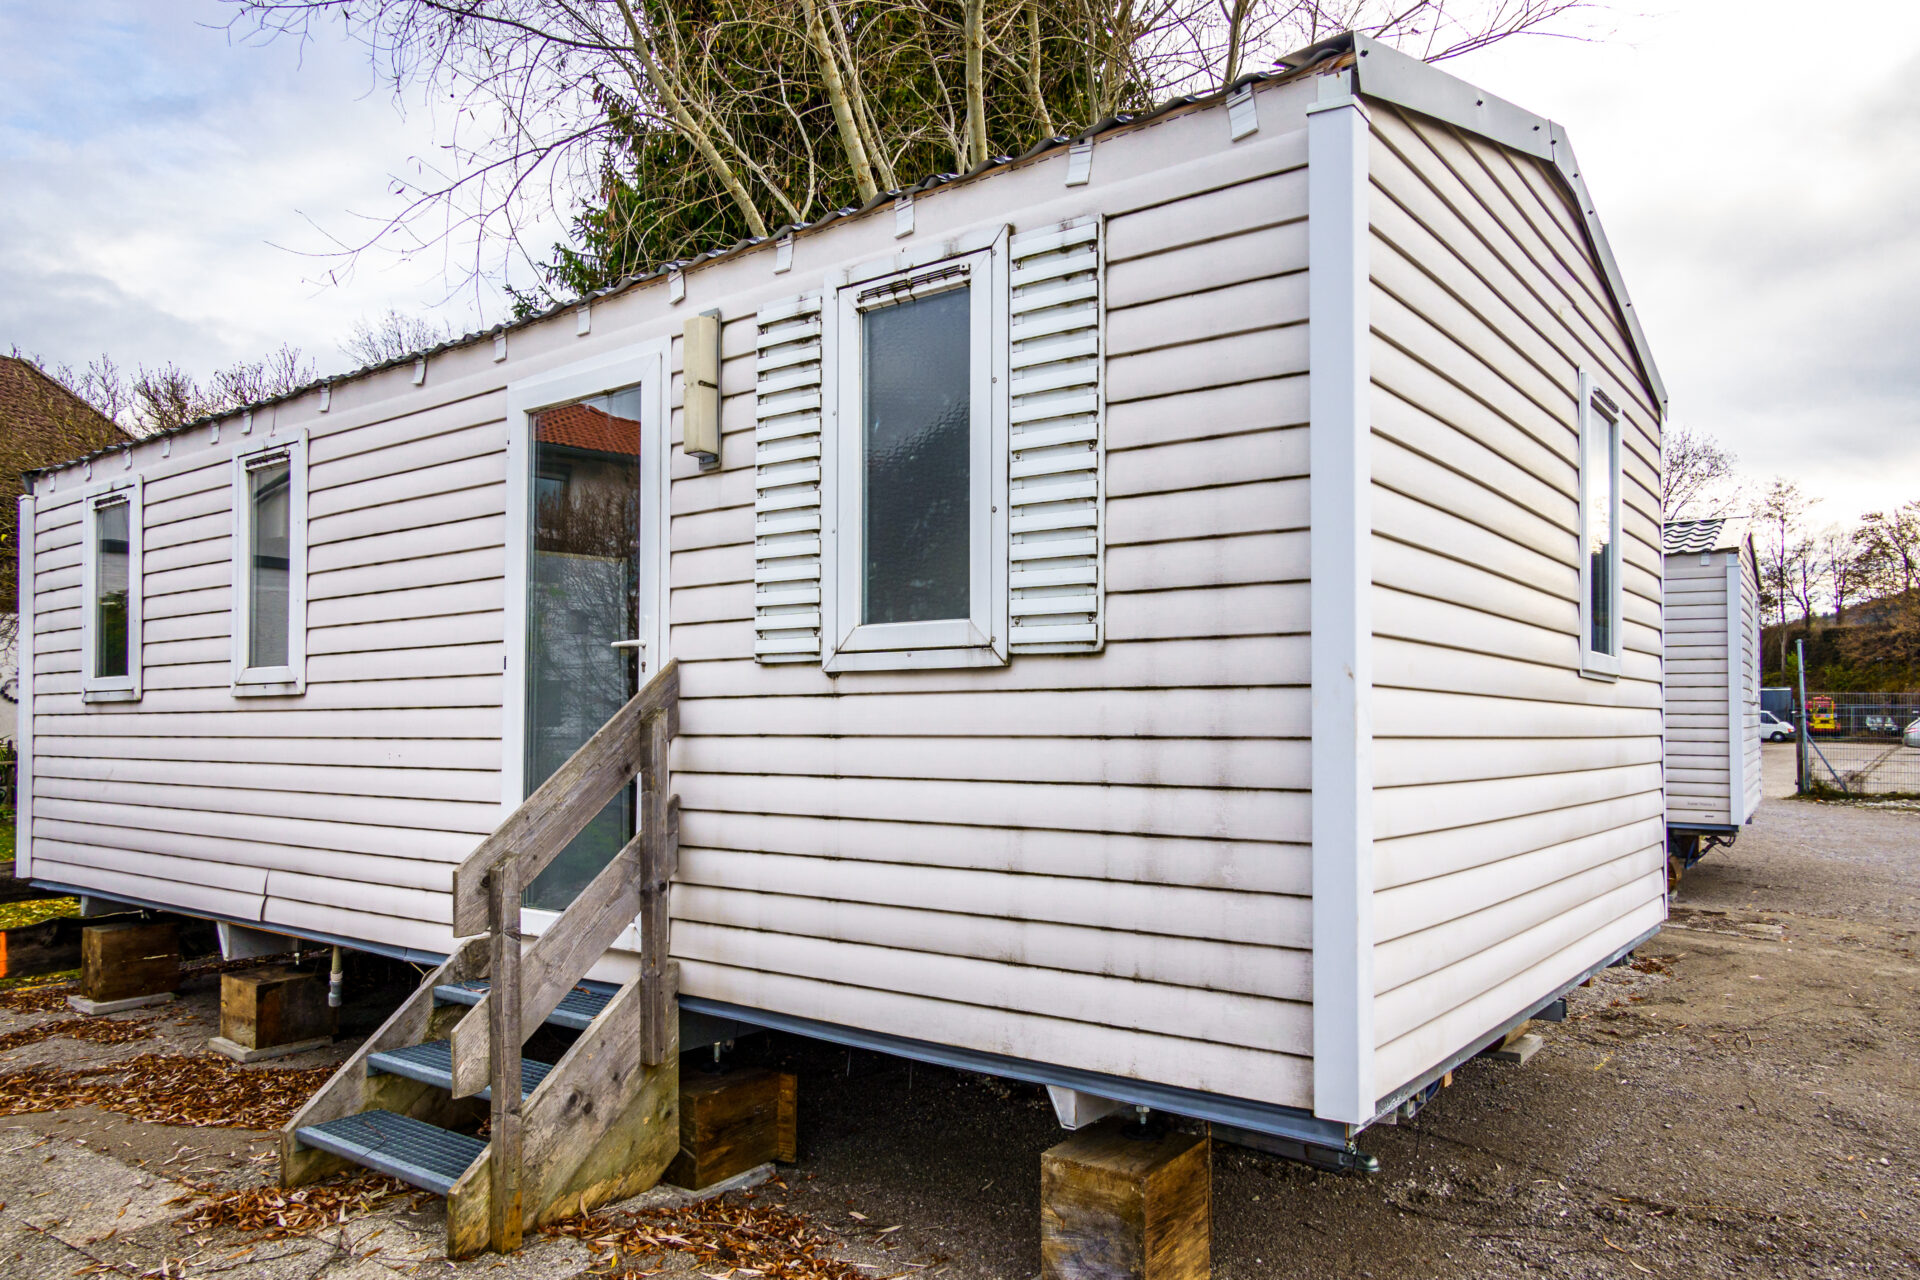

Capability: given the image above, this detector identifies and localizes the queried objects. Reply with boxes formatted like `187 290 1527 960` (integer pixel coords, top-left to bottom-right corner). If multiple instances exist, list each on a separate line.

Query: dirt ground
0 741 1914 1278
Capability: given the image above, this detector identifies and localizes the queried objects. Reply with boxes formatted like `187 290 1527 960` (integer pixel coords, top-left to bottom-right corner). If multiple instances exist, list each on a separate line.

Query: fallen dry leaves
0 1013 153 1053
545 1194 876 1280
0 980 77 1014
175 1171 421 1240
0 1052 333 1128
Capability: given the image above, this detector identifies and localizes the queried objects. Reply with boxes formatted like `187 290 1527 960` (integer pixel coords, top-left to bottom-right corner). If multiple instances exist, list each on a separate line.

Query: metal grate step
367 1039 553 1101
433 980 612 1030
294 1110 484 1196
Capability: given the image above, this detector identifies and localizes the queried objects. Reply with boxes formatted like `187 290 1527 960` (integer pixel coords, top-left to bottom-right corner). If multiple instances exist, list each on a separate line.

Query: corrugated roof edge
33 28 1667 481
28 56 1335 484
1664 518 1749 556
1301 31 1668 414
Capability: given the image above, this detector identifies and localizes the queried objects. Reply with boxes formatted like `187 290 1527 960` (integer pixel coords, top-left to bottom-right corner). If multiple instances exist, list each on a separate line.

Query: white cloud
0 1 531 380
1454 1 1920 524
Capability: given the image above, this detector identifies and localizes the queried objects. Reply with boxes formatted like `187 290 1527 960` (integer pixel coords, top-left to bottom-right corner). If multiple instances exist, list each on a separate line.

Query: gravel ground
0 744 1914 1278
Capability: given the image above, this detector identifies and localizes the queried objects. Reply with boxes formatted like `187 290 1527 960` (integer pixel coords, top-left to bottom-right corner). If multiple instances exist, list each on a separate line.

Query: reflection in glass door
523 387 643 912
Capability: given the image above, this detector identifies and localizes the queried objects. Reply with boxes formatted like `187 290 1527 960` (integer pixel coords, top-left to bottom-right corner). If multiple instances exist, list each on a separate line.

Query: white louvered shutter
1008 219 1103 652
753 294 825 662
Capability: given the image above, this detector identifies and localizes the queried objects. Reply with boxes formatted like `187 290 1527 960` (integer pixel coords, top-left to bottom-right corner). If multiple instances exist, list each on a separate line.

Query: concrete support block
79 922 178 1005
209 1034 333 1063
1487 1032 1545 1065
1040 1119 1210 1280
664 1064 797 1191
67 992 174 1016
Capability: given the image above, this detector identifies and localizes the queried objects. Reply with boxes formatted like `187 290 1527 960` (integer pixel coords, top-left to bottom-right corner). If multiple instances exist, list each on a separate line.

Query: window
80 479 142 701
1577 372 1623 677
824 234 1008 670
232 435 307 694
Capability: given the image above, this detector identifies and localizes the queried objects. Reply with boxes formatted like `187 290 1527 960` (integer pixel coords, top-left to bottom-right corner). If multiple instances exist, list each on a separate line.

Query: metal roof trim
33 32 1669 479
28 64 1333 484
1309 31 1668 414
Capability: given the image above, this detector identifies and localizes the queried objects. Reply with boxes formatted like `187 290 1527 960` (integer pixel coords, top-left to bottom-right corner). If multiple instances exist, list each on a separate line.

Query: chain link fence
1796 691 1920 796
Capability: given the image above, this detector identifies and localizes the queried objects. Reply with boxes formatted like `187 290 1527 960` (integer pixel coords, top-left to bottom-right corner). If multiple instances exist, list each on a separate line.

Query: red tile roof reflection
535 402 640 456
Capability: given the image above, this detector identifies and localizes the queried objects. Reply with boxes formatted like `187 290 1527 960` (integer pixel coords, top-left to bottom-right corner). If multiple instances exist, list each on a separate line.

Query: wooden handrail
450 661 679 938
446 659 680 1090
287 657 683 1258
457 658 681 1251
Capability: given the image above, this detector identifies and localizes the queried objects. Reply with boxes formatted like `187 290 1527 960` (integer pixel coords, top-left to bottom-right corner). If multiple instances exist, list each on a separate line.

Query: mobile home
17 32 1667 1253
1662 519 1761 876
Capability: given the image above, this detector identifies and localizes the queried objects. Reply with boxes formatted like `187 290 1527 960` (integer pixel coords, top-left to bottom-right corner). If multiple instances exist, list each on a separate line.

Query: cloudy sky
3 1 1917 527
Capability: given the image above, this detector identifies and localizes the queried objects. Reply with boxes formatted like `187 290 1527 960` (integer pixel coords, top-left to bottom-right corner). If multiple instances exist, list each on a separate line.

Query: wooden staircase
281 662 683 1257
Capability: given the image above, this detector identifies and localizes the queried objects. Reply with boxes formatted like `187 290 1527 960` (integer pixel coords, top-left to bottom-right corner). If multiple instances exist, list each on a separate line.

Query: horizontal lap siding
1740 562 1763 819
1664 554 1732 824
27 392 510 948
663 106 1316 1107
27 81 1324 1109
1364 105 1666 1097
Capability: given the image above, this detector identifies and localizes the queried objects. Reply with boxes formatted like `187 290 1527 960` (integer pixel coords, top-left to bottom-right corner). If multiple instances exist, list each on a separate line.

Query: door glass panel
524 387 643 911
94 499 130 678
862 287 971 624
248 459 291 669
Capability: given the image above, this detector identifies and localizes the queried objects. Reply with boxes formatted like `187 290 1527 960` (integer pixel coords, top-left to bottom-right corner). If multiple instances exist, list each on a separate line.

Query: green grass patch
0 823 15 865
0 897 79 931
0 966 77 995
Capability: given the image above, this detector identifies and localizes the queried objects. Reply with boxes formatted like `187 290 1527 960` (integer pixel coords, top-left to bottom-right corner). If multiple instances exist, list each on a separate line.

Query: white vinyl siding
1663 542 1760 828
26 391 510 950
1364 102 1666 1099
22 72 1663 1122
31 77 1322 1109
660 84 1318 1106
1738 555 1762 819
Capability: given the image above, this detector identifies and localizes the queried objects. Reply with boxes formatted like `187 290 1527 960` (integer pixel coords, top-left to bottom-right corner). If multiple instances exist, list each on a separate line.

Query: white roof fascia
1343 33 1669 413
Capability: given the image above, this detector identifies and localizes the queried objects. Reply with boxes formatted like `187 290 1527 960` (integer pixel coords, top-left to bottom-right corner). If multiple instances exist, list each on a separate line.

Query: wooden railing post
487 858 524 1252
639 709 679 1065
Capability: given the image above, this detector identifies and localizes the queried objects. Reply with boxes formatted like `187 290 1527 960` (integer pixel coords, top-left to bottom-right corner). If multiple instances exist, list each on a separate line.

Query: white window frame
230 432 308 696
1576 370 1624 679
820 228 1010 672
80 476 143 703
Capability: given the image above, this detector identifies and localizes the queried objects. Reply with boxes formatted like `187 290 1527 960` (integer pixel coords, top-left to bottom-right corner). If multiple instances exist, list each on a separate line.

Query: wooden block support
80 922 179 1004
220 966 337 1050
664 1065 797 1190
1040 1120 1210 1280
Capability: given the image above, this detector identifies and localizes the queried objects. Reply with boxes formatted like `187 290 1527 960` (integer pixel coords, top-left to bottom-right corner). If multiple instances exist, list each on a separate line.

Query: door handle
610 638 646 672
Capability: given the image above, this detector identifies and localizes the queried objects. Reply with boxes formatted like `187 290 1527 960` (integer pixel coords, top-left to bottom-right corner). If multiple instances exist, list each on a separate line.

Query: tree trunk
802 0 879 203
1025 3 1054 137
609 0 770 237
963 0 987 168
824 0 897 192
1222 0 1252 84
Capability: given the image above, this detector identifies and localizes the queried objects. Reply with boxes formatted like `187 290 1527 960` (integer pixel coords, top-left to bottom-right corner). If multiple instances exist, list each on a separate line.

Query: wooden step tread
294 1110 483 1196
433 980 611 1030
368 1039 554 1101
